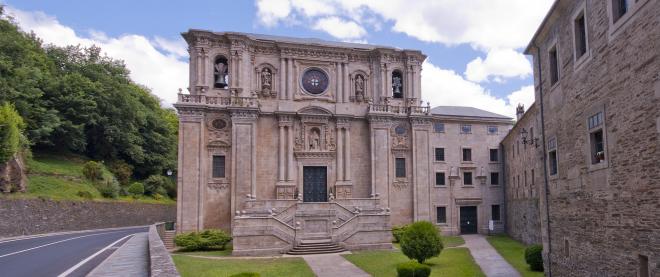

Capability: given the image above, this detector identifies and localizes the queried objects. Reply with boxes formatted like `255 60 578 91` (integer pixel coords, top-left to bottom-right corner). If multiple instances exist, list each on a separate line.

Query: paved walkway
462 235 520 277
88 232 149 277
302 253 370 277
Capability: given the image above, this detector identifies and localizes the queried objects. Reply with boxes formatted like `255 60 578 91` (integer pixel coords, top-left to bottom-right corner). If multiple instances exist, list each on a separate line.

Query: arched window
214 56 229 89
392 70 403 98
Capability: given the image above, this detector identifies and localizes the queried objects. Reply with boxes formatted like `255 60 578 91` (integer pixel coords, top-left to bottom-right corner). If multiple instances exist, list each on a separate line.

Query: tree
400 221 444 264
0 103 25 164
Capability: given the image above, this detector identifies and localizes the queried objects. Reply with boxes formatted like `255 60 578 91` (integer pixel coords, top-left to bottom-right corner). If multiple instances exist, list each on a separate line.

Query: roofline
431 114 514 124
502 102 538 141
524 0 561 54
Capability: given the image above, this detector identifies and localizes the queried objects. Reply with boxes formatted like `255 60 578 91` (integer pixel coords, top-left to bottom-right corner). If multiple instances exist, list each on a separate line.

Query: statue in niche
309 128 321 151
355 75 365 101
261 68 272 97
214 57 228 89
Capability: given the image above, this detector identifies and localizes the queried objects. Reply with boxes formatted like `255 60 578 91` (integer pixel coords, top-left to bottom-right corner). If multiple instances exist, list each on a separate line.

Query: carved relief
391 122 409 150
208 182 229 190
207 114 232 144
255 63 278 98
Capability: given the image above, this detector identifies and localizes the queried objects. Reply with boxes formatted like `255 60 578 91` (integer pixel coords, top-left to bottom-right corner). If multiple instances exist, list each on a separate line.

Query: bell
214 73 227 88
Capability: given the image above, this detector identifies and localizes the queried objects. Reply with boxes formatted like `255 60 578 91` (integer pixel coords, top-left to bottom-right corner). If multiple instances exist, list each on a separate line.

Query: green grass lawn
172 255 314 277
443 235 465 247
1 152 174 204
174 245 233 257
344 247 485 277
486 235 545 277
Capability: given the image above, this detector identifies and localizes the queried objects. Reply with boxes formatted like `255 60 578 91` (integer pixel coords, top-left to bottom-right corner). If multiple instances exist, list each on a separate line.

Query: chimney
516 104 525 120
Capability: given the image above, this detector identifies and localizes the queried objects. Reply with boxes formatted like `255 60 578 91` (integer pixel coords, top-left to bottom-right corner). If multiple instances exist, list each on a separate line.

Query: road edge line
56 234 135 277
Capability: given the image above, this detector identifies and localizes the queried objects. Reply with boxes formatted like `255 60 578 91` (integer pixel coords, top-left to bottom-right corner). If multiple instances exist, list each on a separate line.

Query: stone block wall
0 198 176 237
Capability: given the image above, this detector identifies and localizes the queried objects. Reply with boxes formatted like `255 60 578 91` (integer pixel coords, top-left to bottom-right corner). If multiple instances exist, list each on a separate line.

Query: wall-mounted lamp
519 128 540 148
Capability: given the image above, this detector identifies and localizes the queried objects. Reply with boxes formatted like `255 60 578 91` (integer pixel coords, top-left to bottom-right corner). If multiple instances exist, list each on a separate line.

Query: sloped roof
430 106 512 119
220 31 389 50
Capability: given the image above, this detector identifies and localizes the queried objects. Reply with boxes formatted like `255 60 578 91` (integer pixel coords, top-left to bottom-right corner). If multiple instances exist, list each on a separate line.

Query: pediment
207 140 231 148
297 106 333 116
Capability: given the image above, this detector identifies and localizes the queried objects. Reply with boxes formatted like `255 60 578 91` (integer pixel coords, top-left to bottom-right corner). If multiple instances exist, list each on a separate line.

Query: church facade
175 30 512 255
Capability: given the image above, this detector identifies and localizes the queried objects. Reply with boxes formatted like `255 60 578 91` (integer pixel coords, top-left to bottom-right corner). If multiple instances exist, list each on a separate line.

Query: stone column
287 58 294 100
177 109 205 233
344 125 351 181
342 63 349 103
411 117 432 221
369 116 391 205
231 110 258 211
280 58 286 100
336 126 344 182
287 124 294 181
336 62 343 103
278 125 285 181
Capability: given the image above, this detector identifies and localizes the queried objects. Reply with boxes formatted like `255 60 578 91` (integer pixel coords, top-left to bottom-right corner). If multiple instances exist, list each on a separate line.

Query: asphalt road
0 226 148 277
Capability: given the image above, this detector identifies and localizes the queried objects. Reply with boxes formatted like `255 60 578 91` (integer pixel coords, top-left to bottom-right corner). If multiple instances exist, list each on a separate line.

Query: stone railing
368 102 430 116
148 223 180 277
177 93 258 109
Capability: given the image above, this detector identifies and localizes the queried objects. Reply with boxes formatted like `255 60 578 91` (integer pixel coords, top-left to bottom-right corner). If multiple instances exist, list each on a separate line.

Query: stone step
287 247 346 255
295 243 337 248
300 238 332 244
287 240 346 255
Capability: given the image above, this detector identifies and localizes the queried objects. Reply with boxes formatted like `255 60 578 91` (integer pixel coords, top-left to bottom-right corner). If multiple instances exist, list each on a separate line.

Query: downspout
535 45 553 277
500 144 507 234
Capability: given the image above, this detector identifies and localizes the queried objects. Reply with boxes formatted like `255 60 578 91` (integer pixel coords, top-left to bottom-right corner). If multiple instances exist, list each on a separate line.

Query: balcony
367 101 430 116
177 93 259 109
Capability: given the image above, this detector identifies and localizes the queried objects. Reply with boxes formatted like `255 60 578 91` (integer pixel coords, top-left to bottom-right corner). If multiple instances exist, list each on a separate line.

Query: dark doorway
460 206 478 234
303 166 327 202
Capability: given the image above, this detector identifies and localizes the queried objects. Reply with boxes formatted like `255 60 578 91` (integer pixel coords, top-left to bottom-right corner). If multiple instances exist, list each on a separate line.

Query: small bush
230 273 260 277
76 190 94 199
396 261 431 277
96 179 120 198
174 229 232 251
525 244 544 271
109 160 133 186
82 161 103 181
392 224 410 243
143 175 172 196
127 182 144 196
0 103 26 164
400 221 443 264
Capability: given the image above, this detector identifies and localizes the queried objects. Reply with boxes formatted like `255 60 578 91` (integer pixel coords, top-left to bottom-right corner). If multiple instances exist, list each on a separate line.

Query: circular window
211 119 227 130
395 125 407 135
301 68 329 95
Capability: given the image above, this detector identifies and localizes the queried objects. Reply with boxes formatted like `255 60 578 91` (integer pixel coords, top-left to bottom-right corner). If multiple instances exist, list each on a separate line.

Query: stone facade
175 30 512 255
501 103 543 245
525 0 659 276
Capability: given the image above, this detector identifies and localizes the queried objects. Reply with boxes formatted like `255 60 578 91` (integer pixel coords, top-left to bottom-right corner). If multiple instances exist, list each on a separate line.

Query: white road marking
0 226 146 245
56 234 134 277
0 230 125 259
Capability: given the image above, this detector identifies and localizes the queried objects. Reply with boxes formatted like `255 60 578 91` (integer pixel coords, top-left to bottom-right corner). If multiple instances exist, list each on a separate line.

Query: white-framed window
573 7 588 60
461 124 472 134
588 111 607 165
608 0 650 37
487 125 498 135
433 122 445 133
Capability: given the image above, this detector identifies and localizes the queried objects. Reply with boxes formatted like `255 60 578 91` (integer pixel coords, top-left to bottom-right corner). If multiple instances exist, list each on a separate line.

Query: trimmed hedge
392 224 410 243
127 182 145 196
400 221 443 263
174 229 232 251
525 244 544 271
396 261 431 277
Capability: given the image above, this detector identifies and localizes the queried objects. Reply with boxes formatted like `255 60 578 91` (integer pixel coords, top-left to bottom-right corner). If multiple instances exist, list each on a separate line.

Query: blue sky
3 0 553 117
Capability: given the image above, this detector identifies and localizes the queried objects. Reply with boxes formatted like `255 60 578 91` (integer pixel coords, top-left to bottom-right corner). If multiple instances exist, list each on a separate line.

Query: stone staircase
162 230 176 249
287 239 346 255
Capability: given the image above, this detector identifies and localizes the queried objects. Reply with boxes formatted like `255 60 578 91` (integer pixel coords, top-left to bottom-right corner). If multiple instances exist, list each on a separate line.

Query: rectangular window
490 172 499 185
435 148 445 161
433 122 445 133
491 205 501 221
639 254 649 277
212 155 226 178
435 172 446 186
436 207 447 224
565 239 570 257
461 124 472 134
463 172 473 185
589 112 606 164
490 149 499 162
549 150 558 175
531 169 535 196
487 126 498 135
462 148 472 162
395 158 406 178
549 46 559 85
574 12 587 58
612 0 629 23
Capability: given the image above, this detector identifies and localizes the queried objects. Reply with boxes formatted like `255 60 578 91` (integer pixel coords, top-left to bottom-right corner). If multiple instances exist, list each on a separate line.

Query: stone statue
355 75 365 101
214 61 228 88
309 129 321 150
261 68 272 96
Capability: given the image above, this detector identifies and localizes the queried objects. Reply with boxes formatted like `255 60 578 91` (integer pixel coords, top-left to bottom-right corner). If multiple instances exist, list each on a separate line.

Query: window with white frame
433 122 445 133
588 111 606 164
574 10 588 59
461 124 472 134
487 125 498 135
612 0 629 23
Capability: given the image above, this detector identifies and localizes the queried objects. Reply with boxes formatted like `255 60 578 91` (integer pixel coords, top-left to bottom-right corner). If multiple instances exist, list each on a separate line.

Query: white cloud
312 16 366 40
421 61 534 118
5 7 187 106
256 0 293 27
464 48 532 83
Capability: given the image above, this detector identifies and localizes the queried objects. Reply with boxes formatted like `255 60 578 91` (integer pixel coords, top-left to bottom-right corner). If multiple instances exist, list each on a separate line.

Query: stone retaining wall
149 224 180 277
0 198 176 238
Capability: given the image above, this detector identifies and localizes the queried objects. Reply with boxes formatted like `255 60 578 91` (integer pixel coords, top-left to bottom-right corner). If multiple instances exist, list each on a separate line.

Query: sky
2 0 554 117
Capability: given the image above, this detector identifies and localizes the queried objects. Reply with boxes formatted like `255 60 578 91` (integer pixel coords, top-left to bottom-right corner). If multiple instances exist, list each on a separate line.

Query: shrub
392 224 410 243
396 261 431 277
82 161 103 181
76 190 94 199
0 103 26 164
400 221 443 264
525 244 544 271
127 182 144 196
143 175 172 196
96 179 120 198
230 273 260 277
174 229 232 251
109 160 133 186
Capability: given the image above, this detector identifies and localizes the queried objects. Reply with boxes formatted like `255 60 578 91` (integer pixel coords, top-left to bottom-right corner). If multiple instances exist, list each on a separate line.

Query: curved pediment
207 140 231 148
297 106 333 116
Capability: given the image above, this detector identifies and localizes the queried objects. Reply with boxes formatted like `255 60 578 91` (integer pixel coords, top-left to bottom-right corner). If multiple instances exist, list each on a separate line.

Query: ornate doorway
303 166 327 202
460 206 478 234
